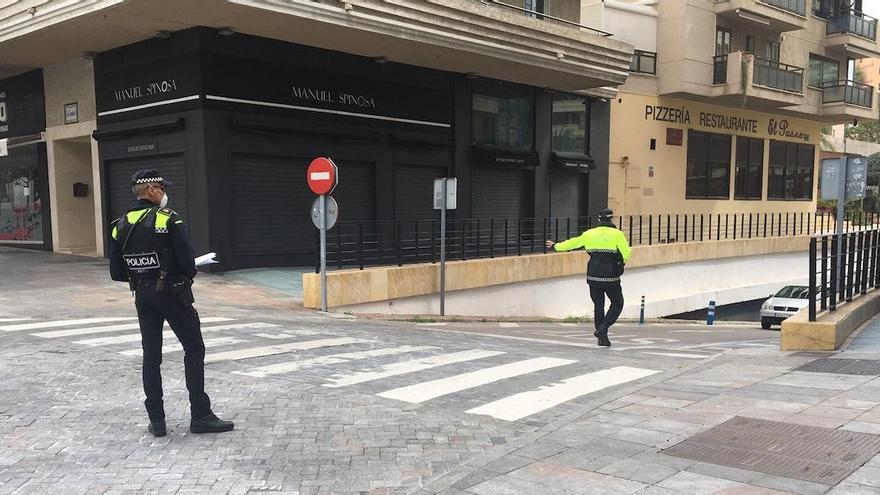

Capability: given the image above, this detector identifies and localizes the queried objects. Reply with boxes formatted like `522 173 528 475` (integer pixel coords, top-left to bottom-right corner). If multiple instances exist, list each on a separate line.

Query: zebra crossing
2 315 663 422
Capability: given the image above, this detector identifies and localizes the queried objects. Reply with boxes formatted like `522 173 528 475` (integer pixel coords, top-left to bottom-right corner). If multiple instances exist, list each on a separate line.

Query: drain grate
663 416 880 485
795 358 880 376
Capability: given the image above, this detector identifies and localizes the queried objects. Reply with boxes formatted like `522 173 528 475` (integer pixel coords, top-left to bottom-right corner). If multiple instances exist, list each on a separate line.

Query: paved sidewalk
2 247 880 494
422 345 880 495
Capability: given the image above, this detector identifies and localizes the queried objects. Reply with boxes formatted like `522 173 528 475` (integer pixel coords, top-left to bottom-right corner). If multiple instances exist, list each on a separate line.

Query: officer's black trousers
135 281 211 421
589 282 624 335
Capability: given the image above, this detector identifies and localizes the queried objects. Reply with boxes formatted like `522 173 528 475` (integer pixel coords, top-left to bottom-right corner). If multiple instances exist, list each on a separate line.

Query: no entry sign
307 157 339 195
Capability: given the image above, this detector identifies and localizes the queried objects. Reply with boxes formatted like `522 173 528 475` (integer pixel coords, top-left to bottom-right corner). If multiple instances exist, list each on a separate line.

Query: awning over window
552 151 594 173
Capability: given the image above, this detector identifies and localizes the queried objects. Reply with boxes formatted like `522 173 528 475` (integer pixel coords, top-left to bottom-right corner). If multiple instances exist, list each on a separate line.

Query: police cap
598 208 614 219
130 169 173 187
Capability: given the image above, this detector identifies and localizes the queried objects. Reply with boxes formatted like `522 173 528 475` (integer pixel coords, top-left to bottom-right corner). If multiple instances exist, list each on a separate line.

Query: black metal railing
318 211 879 272
826 9 878 40
630 50 657 75
486 0 613 37
763 0 807 16
713 55 728 85
821 80 874 108
753 57 804 93
808 228 880 321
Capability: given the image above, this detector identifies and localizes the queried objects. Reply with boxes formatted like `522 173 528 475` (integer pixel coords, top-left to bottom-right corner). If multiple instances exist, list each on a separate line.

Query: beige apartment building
594 0 880 216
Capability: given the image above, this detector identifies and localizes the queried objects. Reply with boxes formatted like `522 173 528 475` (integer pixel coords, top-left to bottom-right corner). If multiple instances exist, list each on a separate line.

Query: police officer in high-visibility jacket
546 208 632 347
108 169 233 437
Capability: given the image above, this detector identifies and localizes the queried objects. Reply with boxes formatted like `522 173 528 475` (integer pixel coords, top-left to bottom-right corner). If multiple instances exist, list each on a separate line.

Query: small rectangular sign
310 172 331 181
64 102 78 124
0 138 7 157
434 178 457 210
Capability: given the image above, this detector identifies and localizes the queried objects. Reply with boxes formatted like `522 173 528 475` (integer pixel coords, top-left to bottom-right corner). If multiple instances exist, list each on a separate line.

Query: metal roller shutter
550 169 587 219
471 167 532 219
394 164 446 221
230 154 375 256
106 153 188 224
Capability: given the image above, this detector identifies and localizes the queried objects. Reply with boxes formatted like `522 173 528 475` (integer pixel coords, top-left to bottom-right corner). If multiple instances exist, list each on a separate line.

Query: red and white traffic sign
307 157 339 195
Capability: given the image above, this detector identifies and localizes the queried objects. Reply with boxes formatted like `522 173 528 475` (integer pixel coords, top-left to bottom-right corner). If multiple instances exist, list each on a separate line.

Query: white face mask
159 193 168 208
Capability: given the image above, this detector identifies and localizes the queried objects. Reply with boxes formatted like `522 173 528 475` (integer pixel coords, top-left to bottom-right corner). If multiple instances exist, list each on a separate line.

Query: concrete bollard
707 300 716 326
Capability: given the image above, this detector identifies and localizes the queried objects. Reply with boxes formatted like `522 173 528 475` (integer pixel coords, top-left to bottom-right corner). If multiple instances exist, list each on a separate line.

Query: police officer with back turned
109 169 233 437
546 208 632 347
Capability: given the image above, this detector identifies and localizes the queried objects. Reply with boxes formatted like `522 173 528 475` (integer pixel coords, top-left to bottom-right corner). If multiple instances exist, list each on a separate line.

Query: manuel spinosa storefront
93 27 611 270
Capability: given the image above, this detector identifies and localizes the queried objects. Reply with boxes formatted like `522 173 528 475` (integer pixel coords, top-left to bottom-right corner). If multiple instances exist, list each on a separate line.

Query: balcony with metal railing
752 57 804 93
819 79 877 120
710 52 804 109
824 9 880 59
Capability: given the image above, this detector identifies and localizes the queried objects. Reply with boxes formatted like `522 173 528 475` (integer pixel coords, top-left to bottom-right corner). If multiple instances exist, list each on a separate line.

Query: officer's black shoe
148 421 167 437
190 413 234 434
598 336 612 347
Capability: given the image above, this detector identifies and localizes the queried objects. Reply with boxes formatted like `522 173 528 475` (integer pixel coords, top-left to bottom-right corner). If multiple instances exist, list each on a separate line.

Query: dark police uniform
109 169 232 436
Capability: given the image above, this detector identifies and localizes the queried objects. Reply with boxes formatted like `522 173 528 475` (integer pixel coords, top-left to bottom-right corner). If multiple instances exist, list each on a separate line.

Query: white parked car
760 285 809 330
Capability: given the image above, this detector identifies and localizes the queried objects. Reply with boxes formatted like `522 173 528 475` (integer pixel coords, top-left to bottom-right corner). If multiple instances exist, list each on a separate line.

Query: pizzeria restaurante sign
644 104 810 142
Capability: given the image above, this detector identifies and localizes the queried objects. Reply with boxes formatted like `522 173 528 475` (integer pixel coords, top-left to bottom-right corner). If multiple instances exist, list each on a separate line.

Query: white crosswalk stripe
466 366 661 421
498 322 520 328
33 317 234 339
0 318 31 323
204 337 369 364
74 322 281 346
642 352 712 360
119 336 248 356
233 345 437 378
1 317 138 332
377 357 577 404
323 349 505 388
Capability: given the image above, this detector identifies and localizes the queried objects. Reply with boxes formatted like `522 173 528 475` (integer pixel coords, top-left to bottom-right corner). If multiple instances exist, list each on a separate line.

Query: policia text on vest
546 209 632 347
108 169 234 438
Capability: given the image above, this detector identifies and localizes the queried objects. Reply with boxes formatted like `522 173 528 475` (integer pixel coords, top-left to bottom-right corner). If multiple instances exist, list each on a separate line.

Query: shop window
686 130 731 199
0 166 43 242
768 140 814 200
551 94 587 154
472 83 533 151
735 137 764 200
809 54 839 88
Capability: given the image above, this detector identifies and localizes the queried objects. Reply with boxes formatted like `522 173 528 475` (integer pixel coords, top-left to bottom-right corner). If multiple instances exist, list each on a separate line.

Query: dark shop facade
94 27 610 270
0 69 51 250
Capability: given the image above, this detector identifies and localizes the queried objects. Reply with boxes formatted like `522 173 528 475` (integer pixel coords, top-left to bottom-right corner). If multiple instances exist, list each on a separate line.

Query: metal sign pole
320 194 328 312
834 156 847 298
440 179 447 317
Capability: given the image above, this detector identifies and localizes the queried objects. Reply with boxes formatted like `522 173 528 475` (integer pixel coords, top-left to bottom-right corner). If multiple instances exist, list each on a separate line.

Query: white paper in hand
195 252 218 267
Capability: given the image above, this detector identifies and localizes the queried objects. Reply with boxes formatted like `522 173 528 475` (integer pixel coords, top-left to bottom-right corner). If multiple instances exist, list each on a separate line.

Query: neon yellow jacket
554 224 632 284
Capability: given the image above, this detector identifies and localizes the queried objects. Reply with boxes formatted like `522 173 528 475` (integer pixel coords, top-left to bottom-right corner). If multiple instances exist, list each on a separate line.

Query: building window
686 130 731 199
0 166 43 242
551 94 588 154
745 35 756 54
716 27 731 56
472 83 534 151
768 140 814 200
809 54 840 88
766 41 780 61
735 137 764 200
630 50 657 75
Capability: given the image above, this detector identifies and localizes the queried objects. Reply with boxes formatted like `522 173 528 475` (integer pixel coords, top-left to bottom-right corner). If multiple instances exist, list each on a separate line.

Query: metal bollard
639 295 645 326
707 300 716 326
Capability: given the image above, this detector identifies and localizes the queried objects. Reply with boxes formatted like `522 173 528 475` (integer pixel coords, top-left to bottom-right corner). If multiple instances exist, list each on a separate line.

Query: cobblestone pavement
2 248 880 495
